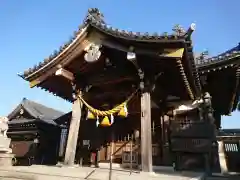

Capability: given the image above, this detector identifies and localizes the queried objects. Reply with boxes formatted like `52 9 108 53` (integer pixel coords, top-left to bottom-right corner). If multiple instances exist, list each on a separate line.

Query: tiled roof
20 8 195 79
196 43 240 68
8 98 65 123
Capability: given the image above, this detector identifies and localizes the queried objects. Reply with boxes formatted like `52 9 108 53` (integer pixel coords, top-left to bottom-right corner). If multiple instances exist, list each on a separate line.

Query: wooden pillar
218 140 228 174
64 97 83 165
140 91 153 172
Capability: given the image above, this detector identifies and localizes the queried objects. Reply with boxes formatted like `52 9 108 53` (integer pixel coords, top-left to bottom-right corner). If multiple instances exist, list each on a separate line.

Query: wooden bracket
55 68 74 81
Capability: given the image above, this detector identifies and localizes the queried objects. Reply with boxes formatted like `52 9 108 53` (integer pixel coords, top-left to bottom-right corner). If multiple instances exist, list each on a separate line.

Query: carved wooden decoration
84 43 102 63
172 24 186 36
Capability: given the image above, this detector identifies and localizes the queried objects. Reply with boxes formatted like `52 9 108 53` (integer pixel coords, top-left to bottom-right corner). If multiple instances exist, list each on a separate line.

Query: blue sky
0 0 239 128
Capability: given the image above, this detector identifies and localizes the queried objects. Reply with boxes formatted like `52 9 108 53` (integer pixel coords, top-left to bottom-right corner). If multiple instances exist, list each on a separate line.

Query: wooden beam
160 48 184 58
90 76 135 87
55 68 74 81
86 91 129 99
102 38 187 56
64 96 83 165
140 91 153 172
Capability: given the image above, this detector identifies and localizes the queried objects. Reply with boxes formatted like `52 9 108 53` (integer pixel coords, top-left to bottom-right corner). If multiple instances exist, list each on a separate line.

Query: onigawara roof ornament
172 24 186 36
84 8 105 24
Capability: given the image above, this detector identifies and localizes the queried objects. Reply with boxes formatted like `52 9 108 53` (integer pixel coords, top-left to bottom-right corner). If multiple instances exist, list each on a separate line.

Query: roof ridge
21 98 65 121
25 99 64 114
8 98 65 120
21 99 40 118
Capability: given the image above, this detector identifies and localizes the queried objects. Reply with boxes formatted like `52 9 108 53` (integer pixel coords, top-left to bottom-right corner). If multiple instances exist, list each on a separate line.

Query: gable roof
7 98 65 121
19 8 196 80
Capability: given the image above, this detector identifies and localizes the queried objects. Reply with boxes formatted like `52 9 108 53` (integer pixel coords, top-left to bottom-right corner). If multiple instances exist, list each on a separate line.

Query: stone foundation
0 153 14 166
0 135 14 166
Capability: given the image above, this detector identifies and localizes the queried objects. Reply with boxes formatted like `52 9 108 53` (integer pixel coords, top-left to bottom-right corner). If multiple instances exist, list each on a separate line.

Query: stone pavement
0 165 204 180
206 173 240 180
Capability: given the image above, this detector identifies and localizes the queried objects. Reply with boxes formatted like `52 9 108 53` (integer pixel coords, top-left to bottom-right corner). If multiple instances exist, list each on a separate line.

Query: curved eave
198 61 240 115
185 44 201 98
231 95 239 112
20 8 195 80
22 26 90 81
228 67 240 114
21 23 189 81
197 52 240 72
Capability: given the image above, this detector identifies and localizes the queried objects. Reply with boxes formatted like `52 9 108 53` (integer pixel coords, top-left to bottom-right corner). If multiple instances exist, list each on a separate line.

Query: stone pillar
64 97 83 166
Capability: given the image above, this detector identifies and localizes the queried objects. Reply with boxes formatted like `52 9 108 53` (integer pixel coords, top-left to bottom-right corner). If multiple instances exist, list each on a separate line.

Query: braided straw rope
78 89 138 116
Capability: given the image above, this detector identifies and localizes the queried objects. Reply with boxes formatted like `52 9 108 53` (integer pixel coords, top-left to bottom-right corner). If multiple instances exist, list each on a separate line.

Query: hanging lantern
87 110 95 120
101 116 111 127
118 104 128 118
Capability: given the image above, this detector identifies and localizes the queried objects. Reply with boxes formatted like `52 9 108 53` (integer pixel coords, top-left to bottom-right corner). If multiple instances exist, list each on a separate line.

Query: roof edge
196 43 240 69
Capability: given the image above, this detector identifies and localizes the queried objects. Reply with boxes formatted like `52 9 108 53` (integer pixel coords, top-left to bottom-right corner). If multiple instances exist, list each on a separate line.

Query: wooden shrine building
18 8 240 173
196 44 240 129
7 98 64 165
196 44 240 173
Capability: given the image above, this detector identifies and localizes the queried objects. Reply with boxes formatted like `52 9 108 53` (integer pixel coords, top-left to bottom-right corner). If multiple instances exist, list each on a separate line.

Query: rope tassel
118 104 128 118
101 116 111 127
87 110 95 119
